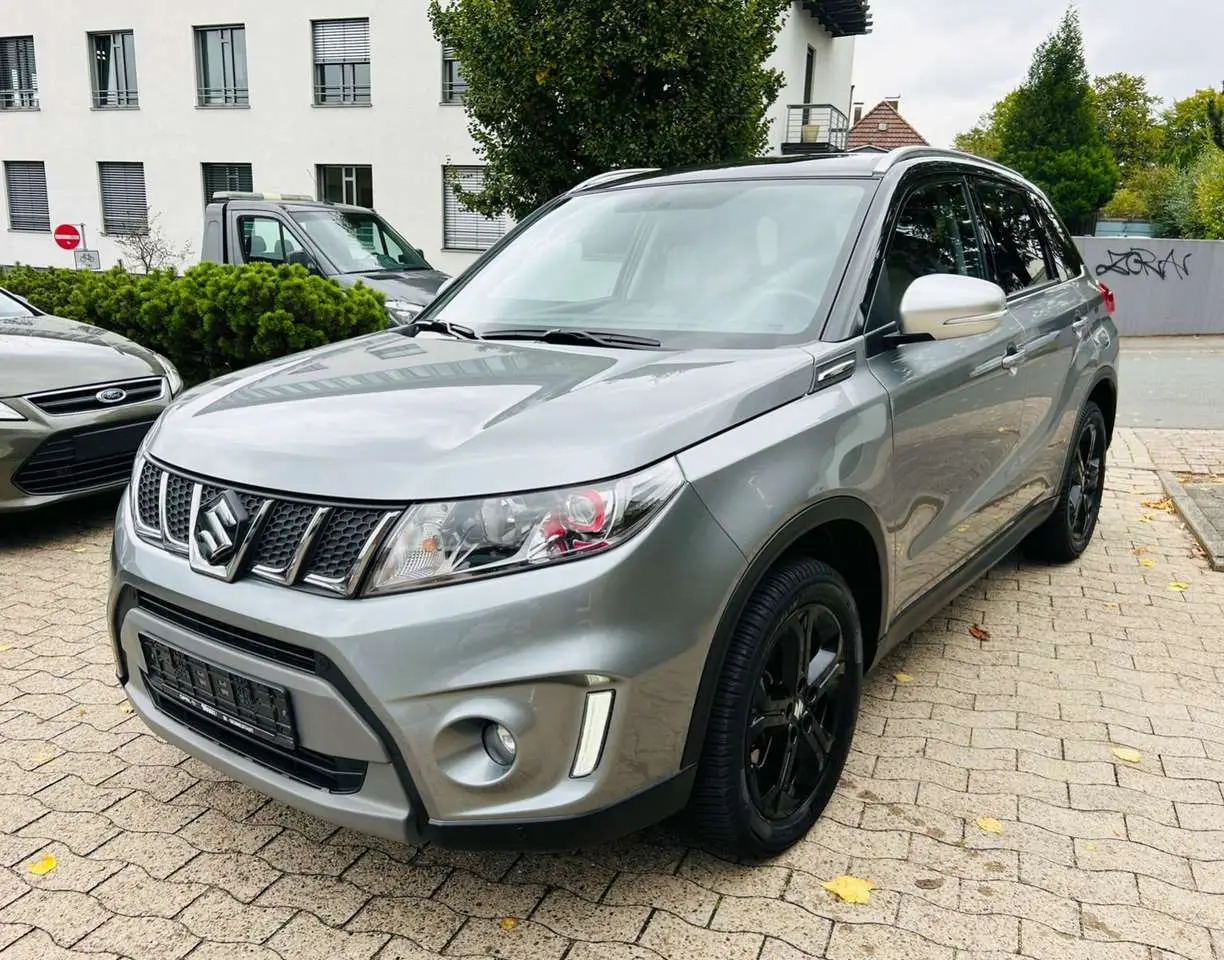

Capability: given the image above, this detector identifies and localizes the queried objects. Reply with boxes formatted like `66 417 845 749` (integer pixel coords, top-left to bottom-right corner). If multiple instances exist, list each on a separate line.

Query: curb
1158 470 1224 572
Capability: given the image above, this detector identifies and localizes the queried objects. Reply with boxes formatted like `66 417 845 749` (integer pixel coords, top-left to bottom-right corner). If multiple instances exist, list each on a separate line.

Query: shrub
2 262 387 385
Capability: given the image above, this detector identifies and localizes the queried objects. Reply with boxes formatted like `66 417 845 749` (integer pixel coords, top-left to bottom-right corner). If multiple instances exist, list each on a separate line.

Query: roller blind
312 19 370 63
442 166 512 251
98 161 148 234
4 161 50 232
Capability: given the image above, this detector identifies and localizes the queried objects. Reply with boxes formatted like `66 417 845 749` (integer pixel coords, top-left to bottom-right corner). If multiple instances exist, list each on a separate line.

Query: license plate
140 635 297 749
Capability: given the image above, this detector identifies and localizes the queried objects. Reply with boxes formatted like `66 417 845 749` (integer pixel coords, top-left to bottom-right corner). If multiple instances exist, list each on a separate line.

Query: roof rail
210 191 315 202
872 146 1017 177
568 168 659 193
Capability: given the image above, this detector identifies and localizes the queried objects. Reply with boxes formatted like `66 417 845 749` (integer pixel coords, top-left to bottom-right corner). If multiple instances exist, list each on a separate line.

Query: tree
953 90 1019 161
1161 88 1224 168
1092 72 1163 179
428 0 791 220
114 208 193 274
998 8 1117 234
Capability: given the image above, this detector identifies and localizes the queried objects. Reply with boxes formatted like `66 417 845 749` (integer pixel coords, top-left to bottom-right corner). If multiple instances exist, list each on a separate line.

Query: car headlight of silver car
384 299 422 325
151 352 183 396
364 459 685 595
0 400 26 421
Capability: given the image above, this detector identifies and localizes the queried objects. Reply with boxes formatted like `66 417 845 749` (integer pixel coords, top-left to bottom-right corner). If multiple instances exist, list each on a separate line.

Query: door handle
1001 348 1025 372
1072 316 1093 338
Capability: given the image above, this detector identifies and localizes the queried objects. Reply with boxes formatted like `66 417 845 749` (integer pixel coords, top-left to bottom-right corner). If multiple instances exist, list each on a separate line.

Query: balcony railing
781 104 850 154
0 87 40 110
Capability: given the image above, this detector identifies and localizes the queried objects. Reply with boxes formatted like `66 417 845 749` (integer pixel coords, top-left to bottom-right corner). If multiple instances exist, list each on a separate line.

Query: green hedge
1 263 388 385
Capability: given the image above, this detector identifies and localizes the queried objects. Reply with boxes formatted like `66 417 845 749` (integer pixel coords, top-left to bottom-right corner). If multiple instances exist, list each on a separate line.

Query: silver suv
109 147 1119 859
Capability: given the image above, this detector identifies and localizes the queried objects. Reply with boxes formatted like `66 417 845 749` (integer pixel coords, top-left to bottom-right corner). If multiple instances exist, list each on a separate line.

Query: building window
202 163 253 205
4 161 50 232
316 165 373 207
441 45 466 103
312 19 370 105
0 36 39 110
98 162 148 235
443 166 512 251
89 31 138 107
194 25 248 106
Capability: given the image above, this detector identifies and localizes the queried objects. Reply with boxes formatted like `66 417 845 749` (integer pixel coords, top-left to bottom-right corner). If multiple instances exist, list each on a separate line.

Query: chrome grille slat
27 376 165 415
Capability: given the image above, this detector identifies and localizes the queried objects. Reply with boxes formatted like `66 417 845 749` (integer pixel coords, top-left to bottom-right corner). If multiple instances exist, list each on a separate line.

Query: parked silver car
109 147 1118 858
1 287 180 513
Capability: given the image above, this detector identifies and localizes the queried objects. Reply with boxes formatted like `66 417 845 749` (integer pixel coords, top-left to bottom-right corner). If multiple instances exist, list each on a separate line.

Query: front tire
688 557 863 860
1023 400 1107 563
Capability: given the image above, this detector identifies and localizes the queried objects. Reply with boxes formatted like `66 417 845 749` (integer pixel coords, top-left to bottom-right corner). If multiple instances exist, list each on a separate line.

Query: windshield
290 209 432 274
0 289 35 319
433 177 871 348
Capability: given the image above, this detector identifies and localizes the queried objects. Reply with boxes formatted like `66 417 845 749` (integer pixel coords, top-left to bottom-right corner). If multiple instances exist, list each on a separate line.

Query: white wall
0 0 856 274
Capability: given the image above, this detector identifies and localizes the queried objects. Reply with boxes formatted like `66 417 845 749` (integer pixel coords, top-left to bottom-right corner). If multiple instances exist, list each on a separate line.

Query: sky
849 0 1223 148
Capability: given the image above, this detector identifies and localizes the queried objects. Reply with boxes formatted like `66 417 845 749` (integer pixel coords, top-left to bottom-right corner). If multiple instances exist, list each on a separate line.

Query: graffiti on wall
1094 247 1193 281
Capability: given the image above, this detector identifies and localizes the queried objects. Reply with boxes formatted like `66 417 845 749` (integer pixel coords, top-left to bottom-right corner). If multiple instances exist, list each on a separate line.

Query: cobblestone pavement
2 428 1222 960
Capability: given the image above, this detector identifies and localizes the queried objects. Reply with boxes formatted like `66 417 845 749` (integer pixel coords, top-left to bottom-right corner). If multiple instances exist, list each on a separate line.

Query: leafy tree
1161 88 1224 168
1193 149 1224 239
1092 72 1163 179
428 0 791 220
998 8 1117 234
953 90 1019 161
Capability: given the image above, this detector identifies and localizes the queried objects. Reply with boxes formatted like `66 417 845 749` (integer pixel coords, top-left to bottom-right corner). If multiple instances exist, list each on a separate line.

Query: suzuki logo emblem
96 387 127 404
195 490 250 566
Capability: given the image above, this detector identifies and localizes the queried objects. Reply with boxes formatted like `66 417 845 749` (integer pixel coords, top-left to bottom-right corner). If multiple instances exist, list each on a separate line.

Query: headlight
384 300 422 325
364 459 685 595
0 400 25 421
152 352 183 396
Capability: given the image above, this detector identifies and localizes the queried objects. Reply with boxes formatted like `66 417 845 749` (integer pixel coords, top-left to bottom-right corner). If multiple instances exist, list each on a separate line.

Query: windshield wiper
400 318 482 340
481 327 661 349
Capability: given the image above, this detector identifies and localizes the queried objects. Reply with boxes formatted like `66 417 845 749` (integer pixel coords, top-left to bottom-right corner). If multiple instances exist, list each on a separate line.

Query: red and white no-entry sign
53 224 81 251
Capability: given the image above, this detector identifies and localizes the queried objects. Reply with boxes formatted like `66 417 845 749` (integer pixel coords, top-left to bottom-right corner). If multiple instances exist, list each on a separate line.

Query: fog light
482 722 517 766
570 690 615 778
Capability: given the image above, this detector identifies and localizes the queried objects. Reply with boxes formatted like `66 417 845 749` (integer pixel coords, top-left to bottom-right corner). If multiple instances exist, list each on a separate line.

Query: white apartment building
0 0 869 275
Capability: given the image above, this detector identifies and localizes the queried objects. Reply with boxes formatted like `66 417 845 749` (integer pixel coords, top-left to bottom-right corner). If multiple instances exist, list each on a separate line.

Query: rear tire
1022 400 1107 564
688 557 863 860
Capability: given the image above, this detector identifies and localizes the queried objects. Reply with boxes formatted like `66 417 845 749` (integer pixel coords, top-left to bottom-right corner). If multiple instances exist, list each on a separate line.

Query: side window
867 179 985 331
238 216 303 264
1034 197 1084 282
973 181 1055 295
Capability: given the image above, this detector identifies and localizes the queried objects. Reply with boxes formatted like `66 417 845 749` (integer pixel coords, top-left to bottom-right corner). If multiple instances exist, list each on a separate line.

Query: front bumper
109 483 745 848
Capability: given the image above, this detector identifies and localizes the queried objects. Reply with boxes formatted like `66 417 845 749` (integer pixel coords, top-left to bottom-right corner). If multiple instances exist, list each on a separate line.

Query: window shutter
443 166 511 250
202 163 253 203
312 20 370 63
4 161 50 231
98 162 148 234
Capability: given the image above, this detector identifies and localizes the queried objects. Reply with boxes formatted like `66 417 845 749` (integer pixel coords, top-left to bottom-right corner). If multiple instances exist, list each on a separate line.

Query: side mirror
286 250 321 275
899 274 1007 341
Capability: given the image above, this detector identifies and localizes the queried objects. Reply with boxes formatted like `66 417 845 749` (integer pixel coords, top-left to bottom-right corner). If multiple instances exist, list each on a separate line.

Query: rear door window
972 180 1055 295
1033 197 1084 282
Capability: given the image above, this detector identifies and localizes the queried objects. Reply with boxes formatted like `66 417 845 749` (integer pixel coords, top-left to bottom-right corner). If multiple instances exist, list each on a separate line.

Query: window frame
0 35 39 110
193 24 249 107
967 174 1060 301
315 164 373 208
863 172 987 337
441 45 466 103
1032 193 1085 282
88 29 139 108
4 160 51 233
236 214 304 265
441 165 513 252
311 18 371 106
97 161 149 236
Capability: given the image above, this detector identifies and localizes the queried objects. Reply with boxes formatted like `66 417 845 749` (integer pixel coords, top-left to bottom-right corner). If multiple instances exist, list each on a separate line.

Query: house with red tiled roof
846 98 929 153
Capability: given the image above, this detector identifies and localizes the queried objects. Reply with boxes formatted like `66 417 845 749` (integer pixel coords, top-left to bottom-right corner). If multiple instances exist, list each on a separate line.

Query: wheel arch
681 495 890 769
1087 369 1118 447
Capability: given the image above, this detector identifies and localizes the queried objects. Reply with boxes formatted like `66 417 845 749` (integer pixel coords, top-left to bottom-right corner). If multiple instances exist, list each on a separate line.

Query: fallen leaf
31 753 53 764
1168 581 1190 592
499 918 518 931
975 817 1003 835
1132 545 1150 556
1190 543 1208 560
821 874 874 904
969 624 991 641
77 707 88 716
1141 497 1174 512
118 702 133 714
72 547 87 554
1138 558 1156 568
1111 746 1142 764
893 672 913 684
27 852 56 875
0 644 11 652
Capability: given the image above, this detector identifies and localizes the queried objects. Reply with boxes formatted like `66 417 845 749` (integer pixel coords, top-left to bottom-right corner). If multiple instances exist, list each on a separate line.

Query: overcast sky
850 0 1223 148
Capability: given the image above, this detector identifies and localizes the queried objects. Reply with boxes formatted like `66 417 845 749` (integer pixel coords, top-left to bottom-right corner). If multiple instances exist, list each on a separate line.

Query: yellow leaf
27 853 56 875
0 644 11 652
499 918 518 931
72 547 87 553
893 672 913 684
1141 497 1174 512
31 753 53 764
1111 746 1142 764
1132 545 1150 555
975 817 1003 835
119 702 134 714
1168 581 1190 592
1138 514 1154 523
821 874 874 904
1138 558 1156 567
77 707 88 716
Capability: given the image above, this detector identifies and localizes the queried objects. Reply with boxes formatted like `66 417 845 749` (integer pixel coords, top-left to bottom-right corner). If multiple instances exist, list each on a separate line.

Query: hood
0 312 163 398
148 332 819 501
344 269 450 306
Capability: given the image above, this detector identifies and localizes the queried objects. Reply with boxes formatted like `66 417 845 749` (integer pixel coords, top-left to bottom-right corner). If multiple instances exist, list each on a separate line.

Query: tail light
1096 281 1115 317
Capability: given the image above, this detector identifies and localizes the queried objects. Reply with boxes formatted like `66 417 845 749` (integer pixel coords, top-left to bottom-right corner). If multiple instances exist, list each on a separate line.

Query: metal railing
0 88 39 110
782 104 850 152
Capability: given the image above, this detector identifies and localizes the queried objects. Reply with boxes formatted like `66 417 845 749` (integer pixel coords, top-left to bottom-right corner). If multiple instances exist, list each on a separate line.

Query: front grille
14 420 154 496
27 377 164 416
135 461 398 596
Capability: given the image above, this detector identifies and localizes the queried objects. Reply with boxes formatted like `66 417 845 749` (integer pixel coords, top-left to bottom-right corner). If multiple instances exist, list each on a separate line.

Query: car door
865 174 1029 613
970 178 1094 504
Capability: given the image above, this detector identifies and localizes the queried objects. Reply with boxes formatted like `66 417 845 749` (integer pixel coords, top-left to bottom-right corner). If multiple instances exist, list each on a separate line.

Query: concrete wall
1073 237 1224 337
